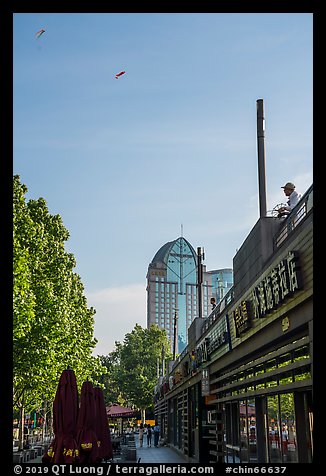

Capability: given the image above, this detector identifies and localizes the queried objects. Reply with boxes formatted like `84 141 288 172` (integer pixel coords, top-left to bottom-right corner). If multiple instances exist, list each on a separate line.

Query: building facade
147 237 213 354
208 268 234 305
154 185 313 464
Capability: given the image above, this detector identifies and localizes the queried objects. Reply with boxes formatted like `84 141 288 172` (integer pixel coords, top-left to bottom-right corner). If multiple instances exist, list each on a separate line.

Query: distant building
146 237 214 354
207 268 234 305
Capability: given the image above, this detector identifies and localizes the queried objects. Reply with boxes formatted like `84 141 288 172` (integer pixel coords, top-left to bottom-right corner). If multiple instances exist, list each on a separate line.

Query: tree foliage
97 354 122 407
13 175 105 419
99 324 172 412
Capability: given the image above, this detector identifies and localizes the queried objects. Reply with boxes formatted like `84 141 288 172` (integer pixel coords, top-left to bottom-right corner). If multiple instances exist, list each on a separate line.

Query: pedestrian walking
153 422 160 447
146 424 152 447
138 423 144 448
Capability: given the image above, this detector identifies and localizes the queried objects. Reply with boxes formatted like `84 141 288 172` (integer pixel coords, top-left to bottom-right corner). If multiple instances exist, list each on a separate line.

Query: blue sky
13 13 313 355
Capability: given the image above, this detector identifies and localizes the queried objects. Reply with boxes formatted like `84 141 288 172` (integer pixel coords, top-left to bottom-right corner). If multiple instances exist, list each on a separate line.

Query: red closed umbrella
76 381 99 464
42 368 79 463
94 387 113 462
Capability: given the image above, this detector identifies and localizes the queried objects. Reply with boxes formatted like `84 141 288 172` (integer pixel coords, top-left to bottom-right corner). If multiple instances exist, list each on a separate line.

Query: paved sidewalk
134 435 187 463
24 434 189 464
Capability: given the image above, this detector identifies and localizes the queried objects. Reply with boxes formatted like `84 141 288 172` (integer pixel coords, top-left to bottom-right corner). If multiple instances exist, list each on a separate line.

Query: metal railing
201 287 234 336
274 184 313 248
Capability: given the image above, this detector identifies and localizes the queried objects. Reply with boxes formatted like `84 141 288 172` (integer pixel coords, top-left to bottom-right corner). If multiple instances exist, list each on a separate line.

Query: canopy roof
106 404 136 418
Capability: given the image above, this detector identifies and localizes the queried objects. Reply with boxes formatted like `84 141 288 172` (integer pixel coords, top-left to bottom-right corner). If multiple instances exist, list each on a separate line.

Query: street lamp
173 308 178 360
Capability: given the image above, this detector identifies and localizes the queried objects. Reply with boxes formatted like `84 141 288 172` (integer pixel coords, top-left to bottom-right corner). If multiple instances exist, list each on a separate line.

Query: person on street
153 422 160 447
138 423 144 448
146 424 152 447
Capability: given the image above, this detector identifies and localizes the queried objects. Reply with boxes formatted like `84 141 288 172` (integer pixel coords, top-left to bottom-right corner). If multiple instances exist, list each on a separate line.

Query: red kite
36 29 45 39
115 71 126 79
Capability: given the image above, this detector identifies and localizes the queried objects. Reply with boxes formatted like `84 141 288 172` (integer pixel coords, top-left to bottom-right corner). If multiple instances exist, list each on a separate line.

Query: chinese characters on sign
233 300 251 337
186 316 231 374
201 368 210 396
251 250 302 319
234 251 302 336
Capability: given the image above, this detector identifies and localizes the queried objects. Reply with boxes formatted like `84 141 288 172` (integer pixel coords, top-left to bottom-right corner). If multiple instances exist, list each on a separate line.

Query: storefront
211 332 312 463
154 185 313 463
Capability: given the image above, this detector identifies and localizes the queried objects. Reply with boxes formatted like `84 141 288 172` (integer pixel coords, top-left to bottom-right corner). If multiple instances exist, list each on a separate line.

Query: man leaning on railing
277 182 302 217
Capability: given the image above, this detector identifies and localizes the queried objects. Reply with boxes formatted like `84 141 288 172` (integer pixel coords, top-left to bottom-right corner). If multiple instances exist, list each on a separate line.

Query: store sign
234 250 302 337
208 330 229 354
189 316 230 373
250 250 302 319
233 300 251 337
201 368 210 396
196 338 210 364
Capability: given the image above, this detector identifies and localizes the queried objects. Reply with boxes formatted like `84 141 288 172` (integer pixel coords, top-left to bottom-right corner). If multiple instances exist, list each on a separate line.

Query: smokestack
256 99 267 217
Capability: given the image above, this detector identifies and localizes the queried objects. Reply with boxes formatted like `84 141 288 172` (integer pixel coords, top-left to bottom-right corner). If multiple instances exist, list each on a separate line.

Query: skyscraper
146 237 213 354
207 268 234 305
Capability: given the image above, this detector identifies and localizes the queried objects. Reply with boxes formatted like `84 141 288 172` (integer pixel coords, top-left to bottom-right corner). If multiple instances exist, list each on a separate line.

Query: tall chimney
256 99 267 217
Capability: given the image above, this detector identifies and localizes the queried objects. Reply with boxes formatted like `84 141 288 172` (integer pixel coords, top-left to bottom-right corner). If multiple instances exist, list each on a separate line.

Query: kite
115 71 126 79
36 29 45 39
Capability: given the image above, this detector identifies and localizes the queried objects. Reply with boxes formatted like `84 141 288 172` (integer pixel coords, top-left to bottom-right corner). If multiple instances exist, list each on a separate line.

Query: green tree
97 354 122 406
101 324 172 421
13 175 105 448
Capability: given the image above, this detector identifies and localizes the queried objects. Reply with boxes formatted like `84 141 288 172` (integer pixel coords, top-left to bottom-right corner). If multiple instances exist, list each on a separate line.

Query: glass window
238 372 246 384
266 380 278 388
247 370 254 379
225 402 241 463
247 399 257 462
294 369 311 381
279 393 298 463
266 359 277 373
255 364 264 375
267 395 282 463
293 345 309 361
278 353 292 368
279 376 293 385
239 400 249 462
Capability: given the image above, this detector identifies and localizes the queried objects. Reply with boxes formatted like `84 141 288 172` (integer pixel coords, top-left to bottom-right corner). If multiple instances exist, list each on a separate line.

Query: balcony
274 184 313 248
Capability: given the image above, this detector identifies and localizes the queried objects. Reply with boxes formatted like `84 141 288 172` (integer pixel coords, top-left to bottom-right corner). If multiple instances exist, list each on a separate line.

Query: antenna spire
181 223 183 238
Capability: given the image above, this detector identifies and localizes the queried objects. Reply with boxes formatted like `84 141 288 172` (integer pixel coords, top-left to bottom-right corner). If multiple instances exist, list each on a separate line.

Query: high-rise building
146 236 213 355
207 268 234 305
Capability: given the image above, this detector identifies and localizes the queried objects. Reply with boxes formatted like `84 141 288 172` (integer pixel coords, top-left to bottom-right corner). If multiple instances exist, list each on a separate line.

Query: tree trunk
41 401 48 441
18 406 24 451
141 408 146 424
